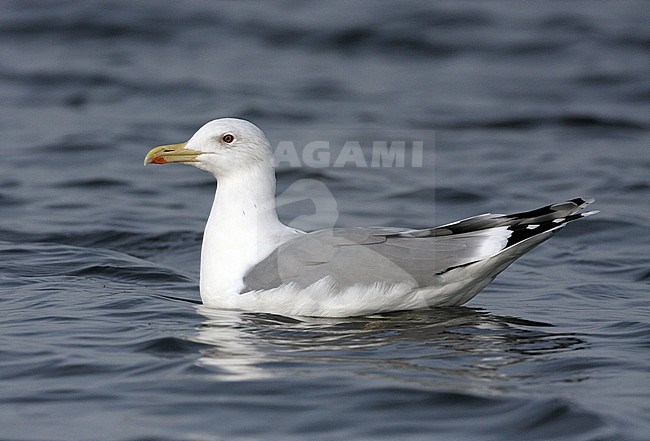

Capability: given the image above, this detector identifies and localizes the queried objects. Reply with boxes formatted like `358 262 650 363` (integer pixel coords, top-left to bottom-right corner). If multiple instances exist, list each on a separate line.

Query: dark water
1 1 649 439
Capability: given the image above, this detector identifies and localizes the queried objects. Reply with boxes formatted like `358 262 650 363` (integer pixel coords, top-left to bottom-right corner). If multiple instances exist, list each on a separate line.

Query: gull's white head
144 118 273 177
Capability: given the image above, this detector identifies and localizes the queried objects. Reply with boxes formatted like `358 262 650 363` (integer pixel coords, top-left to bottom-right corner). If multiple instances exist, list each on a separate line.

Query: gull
144 118 596 317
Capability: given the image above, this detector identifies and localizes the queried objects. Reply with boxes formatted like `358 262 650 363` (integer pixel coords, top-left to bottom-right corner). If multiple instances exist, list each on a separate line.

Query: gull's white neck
199 163 297 306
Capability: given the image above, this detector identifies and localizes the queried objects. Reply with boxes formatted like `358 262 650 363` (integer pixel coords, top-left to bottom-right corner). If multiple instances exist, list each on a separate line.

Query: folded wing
243 198 596 292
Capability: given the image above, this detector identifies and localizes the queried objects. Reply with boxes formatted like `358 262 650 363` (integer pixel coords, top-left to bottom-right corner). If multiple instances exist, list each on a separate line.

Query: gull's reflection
191 306 289 381
192 305 587 389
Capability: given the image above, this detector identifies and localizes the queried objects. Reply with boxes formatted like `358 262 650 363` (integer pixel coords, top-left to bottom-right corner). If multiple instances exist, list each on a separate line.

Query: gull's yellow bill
144 142 202 165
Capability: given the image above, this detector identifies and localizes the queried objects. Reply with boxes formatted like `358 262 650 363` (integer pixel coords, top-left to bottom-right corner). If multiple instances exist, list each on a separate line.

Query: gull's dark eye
221 133 235 144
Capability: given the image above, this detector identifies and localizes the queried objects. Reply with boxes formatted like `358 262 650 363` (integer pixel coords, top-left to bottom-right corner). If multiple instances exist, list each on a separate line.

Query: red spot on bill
152 156 167 164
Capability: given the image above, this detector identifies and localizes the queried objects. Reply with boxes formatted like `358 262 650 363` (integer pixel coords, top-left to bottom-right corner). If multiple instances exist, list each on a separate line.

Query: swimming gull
144 118 596 317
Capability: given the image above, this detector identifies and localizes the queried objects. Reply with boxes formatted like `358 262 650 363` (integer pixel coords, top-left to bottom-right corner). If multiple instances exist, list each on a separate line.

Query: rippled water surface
1 1 649 439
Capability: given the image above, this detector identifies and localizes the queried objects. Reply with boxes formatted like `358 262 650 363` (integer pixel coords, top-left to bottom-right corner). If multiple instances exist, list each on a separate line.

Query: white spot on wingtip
526 224 540 230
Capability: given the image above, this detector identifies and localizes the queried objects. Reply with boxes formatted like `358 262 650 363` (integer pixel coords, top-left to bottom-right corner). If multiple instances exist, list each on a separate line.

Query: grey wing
242 198 596 292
